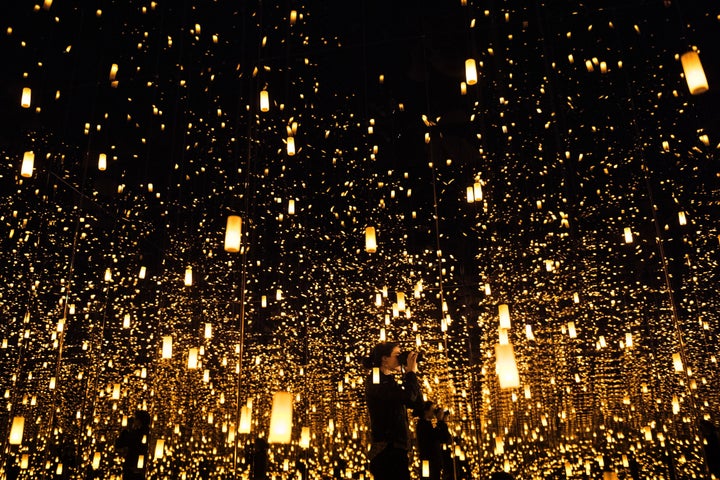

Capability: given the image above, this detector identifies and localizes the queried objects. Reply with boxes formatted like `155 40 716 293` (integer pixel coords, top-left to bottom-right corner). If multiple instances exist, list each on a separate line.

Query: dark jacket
365 370 421 451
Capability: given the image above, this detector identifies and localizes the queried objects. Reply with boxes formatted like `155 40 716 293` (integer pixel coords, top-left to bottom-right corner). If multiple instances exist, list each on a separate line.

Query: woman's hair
361 341 398 369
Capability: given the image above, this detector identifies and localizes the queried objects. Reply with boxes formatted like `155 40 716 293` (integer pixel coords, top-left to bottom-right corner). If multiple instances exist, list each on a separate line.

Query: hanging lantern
224 215 242 252
187 348 199 369
498 303 511 329
9 416 25 445
299 426 310 448
372 367 380 384
204 323 212 339
568 321 577 338
109 63 119 81
465 59 477 85
603 473 619 480
288 199 295 215
154 439 165 459
162 336 172 359
260 90 270 111
421 460 430 478
139 266 147 279
678 211 687 225
624 227 633 244
672 353 684 372
498 328 509 345
396 292 405 312
473 182 482 201
184 266 193 286
21 151 34 178
495 343 520 389
287 136 296 156
680 51 709 95
97 153 106 171
111 383 121 400
466 186 474 203
21 87 31 108
123 313 131 329
239 405 252 434
365 226 377 253
268 391 293 444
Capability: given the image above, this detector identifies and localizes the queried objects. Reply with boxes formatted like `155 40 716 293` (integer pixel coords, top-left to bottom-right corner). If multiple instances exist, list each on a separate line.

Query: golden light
287 136 296 156
97 153 106 171
224 215 242 252
162 336 172 359
154 439 165 459
260 90 270 111
498 303 511 329
187 347 199 369
21 87 31 108
299 426 311 448
184 266 192 286
495 343 520 389
21 151 34 178
239 404 252 434
672 353 684 372
9 416 25 445
268 391 293 444
365 226 377 253
680 50 709 95
465 58 477 85
421 460 430 477
624 227 633 244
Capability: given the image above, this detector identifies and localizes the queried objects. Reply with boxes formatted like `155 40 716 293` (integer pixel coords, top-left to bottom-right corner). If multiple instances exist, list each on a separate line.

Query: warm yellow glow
498 303 510 329
498 328 509 345
239 405 252 434
465 58 477 85
681 51 709 95
365 226 377 253
624 227 633 244
268 391 293 444
109 63 119 81
224 215 242 252
299 426 311 448
421 460 430 477
495 343 520 389
162 336 172 359
187 347 199 369
397 292 405 312
288 199 295 214
184 266 193 286
260 90 270 111
568 321 577 338
204 322 212 339
372 367 380 384
21 151 34 177
672 353 684 372
287 136 296 156
21 87 31 108
9 416 24 445
154 439 165 459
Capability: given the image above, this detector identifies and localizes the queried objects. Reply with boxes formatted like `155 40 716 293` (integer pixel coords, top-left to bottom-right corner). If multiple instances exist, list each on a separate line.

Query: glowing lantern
568 321 577 338
268 391 293 444
498 303 510 329
498 328 509 345
139 266 147 279
187 348 199 369
224 215 242 252
109 63 119 81
21 88 31 108
123 313 131 329
396 292 405 312
672 395 680 414
112 383 121 400
154 439 165 459
288 199 295 215
680 51 709 95
495 343 520 389
372 367 380 384
287 136 296 156
239 405 252 434
672 353 684 372
603 473 619 480
678 211 687 225
365 226 377 253
97 153 107 171
260 90 270 111
299 426 310 448
9 416 24 445
466 186 474 203
624 227 633 244
21 151 34 178
162 336 172 359
204 323 212 339
184 266 192 286
465 59 477 85
422 460 430 477
473 182 482 200
91 453 101 470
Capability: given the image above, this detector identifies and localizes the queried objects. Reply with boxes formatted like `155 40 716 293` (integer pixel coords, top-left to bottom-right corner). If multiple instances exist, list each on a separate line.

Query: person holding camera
363 341 422 480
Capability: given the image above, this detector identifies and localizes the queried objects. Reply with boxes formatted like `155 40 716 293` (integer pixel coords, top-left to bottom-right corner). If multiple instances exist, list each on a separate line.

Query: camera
397 351 423 366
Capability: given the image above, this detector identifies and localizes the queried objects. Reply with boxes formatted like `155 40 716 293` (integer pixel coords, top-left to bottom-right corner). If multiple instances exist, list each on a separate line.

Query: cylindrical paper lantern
268 391 293 444
21 151 34 178
187 347 199 369
184 266 192 286
154 439 165 459
681 51 709 95
498 303 510 329
224 215 242 252
465 59 477 85
21 88 31 108
365 226 377 253
162 336 172 359
239 405 252 434
299 426 310 448
260 90 270 111
9 416 25 445
495 343 520 389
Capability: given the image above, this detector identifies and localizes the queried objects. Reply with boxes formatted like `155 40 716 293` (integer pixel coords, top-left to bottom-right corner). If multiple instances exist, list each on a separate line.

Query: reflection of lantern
21 151 34 178
224 215 242 252
498 304 510 329
268 392 293 444
680 51 709 95
495 343 520 389
21 87 31 108
465 59 477 85
365 226 377 253
9 416 25 445
162 336 172 359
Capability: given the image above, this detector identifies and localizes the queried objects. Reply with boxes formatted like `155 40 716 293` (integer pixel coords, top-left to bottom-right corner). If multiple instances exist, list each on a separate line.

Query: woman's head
362 341 400 369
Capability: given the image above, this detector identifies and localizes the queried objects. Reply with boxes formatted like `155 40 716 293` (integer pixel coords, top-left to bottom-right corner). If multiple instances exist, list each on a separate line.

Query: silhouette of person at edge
362 341 422 480
115 410 151 480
